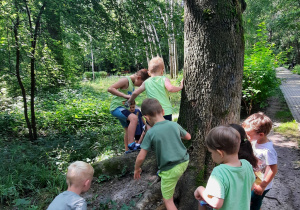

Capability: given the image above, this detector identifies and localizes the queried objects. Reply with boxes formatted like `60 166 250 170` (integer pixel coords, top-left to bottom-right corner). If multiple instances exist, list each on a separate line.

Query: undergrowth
0 75 182 208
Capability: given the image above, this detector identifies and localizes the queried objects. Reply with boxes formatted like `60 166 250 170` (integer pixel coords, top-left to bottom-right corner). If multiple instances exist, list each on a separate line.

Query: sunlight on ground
274 120 300 146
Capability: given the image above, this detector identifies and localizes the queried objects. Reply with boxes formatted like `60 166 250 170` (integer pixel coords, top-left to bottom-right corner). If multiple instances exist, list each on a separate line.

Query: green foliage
84 71 108 80
242 23 281 115
292 65 300 75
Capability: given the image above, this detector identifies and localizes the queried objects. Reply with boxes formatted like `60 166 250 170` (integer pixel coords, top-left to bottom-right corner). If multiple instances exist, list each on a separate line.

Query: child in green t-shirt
194 126 255 210
128 56 183 121
134 98 191 209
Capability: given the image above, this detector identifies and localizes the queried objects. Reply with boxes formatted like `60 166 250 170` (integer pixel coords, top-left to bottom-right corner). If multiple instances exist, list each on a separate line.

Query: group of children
48 56 278 210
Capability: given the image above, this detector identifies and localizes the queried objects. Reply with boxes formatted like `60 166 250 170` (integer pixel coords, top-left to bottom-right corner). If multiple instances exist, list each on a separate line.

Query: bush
242 23 281 115
292 65 300 75
83 71 108 80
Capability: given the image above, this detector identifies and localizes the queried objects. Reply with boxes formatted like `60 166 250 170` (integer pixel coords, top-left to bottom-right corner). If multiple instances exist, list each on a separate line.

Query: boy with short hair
108 69 149 153
194 126 255 210
128 56 183 121
125 100 146 151
47 161 94 210
134 98 191 210
242 112 278 210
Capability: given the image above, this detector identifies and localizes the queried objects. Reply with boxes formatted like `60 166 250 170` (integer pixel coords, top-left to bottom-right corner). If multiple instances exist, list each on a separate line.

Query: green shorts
158 160 189 199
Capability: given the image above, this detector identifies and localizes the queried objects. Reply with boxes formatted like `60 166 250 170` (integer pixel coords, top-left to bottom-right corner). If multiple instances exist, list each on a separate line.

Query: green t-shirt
109 76 134 112
205 159 255 210
144 76 173 115
141 120 189 171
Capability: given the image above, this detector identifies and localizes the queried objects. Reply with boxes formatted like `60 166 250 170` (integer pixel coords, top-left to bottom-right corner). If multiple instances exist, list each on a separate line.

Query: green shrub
242 23 281 115
83 71 108 80
292 65 300 75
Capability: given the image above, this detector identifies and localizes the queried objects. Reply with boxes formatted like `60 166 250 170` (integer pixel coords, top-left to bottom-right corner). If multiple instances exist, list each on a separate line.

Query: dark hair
229 124 258 169
205 126 240 155
141 98 163 117
137 69 150 81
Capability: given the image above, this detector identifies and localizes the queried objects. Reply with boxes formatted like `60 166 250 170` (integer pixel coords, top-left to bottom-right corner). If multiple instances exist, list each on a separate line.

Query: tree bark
177 0 245 208
13 13 33 141
25 1 46 140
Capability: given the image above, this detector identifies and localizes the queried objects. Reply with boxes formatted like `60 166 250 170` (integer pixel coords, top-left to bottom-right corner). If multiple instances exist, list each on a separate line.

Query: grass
272 88 300 146
274 121 299 145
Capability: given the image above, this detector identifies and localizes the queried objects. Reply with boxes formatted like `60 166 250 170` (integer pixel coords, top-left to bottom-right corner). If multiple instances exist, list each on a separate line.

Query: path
276 67 300 131
261 67 300 210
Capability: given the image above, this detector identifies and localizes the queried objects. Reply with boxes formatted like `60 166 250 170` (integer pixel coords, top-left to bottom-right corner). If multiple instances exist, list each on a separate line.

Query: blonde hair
206 126 241 155
66 161 94 186
242 112 272 135
148 56 164 74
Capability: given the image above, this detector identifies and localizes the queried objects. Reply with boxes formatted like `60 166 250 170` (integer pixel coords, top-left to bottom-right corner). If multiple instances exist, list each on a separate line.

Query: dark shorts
163 114 172 121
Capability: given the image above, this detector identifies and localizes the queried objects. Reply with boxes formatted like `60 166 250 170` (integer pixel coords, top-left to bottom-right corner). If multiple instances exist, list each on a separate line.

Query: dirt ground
259 97 300 210
83 96 300 210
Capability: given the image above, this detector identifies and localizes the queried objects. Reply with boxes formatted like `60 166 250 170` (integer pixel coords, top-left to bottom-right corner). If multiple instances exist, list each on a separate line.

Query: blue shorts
111 107 131 128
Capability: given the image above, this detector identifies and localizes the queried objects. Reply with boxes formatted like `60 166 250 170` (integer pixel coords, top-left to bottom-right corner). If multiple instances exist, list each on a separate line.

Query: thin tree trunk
177 0 245 208
25 1 46 140
90 36 95 81
13 13 33 141
152 24 162 57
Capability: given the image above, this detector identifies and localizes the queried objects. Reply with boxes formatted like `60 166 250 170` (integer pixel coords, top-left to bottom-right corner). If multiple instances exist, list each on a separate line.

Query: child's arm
164 78 183 92
182 132 191 140
128 82 146 104
134 149 148 180
254 164 278 195
194 186 224 209
108 78 131 99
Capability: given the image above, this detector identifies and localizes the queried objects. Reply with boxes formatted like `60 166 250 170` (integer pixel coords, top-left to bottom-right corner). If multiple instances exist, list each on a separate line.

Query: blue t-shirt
134 109 144 136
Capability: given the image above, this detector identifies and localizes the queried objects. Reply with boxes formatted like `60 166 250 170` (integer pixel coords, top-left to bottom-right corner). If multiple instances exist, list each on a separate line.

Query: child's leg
159 161 189 210
250 189 270 210
127 113 138 144
163 197 177 210
137 131 145 144
124 128 129 151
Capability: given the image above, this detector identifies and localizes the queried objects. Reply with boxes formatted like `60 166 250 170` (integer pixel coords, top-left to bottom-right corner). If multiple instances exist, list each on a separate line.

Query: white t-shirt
252 140 278 190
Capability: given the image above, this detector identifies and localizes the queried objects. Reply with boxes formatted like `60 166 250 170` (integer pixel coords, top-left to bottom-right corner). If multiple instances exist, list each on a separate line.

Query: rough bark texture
176 0 245 209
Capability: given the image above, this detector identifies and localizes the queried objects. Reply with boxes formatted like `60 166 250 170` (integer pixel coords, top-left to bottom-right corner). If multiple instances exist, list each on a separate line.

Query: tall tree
177 0 245 208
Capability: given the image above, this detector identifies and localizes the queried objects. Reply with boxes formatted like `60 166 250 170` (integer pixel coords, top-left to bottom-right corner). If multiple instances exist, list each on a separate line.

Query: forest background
0 0 299 209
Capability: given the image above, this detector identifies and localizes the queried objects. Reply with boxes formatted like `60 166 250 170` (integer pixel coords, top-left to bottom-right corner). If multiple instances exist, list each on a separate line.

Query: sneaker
128 142 136 150
124 150 133 154
135 144 141 150
133 145 141 151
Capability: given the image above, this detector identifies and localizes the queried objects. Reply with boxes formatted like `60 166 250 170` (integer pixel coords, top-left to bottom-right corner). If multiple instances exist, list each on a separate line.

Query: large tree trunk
177 0 245 209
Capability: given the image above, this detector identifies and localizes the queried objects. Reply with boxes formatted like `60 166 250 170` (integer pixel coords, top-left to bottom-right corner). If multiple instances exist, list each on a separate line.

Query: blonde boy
194 126 255 210
47 161 94 210
134 98 191 210
242 112 278 210
128 56 183 121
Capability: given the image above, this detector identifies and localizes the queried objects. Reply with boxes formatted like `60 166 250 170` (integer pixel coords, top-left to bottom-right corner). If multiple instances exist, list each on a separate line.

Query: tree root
265 195 282 205
134 177 163 210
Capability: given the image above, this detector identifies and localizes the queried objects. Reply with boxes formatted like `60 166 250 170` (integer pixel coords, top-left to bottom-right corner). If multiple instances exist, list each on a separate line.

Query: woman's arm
128 82 146 104
107 78 130 99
